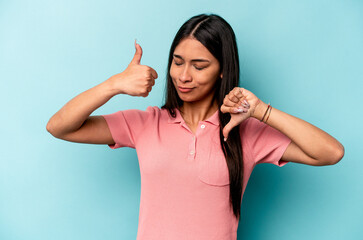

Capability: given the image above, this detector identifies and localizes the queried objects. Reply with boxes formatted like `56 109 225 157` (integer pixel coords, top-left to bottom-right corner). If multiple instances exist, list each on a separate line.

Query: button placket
189 123 207 161
188 135 197 161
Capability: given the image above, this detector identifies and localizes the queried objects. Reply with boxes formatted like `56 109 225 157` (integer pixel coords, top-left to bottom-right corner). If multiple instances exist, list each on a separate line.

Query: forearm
252 101 344 162
46 79 119 136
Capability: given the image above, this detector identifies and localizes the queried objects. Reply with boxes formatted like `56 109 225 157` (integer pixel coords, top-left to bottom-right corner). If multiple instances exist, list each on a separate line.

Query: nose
179 65 192 83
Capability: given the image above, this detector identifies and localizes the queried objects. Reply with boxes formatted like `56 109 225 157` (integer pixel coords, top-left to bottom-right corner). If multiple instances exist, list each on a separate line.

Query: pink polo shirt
102 106 291 240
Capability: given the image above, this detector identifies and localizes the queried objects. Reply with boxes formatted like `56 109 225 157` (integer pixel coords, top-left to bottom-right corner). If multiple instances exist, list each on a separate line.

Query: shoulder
121 106 160 123
146 106 177 119
102 106 161 125
121 105 160 116
106 106 177 127
239 117 276 147
239 117 262 135
240 117 291 161
126 106 172 123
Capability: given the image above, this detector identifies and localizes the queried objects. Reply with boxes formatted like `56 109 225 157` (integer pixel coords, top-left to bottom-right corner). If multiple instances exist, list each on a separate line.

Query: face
170 37 222 103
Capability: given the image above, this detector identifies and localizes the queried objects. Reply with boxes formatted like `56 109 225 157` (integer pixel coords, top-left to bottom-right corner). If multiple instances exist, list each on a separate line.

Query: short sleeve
241 117 292 167
101 106 155 149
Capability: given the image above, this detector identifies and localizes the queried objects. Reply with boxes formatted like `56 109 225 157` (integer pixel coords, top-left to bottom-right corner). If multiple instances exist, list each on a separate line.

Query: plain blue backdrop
1 0 362 239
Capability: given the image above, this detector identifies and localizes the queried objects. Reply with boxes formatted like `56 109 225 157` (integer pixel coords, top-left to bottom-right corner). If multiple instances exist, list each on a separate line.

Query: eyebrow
173 54 210 63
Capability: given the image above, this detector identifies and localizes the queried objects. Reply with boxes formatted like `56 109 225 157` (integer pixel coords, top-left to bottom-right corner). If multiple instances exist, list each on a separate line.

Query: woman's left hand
220 87 261 141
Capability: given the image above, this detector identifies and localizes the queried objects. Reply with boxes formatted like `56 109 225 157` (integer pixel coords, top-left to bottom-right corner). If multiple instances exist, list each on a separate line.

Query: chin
178 94 201 103
178 95 193 102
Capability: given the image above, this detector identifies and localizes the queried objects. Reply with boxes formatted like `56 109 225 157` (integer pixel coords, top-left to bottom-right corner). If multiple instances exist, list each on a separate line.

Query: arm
220 87 344 166
252 101 345 166
46 41 158 144
46 80 119 144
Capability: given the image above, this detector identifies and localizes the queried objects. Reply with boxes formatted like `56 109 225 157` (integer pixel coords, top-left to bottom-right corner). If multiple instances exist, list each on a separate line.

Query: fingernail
243 100 249 106
236 108 244 113
240 103 249 108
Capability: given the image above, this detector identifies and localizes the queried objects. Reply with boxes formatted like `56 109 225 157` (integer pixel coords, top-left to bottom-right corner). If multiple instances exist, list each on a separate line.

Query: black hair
161 13 243 220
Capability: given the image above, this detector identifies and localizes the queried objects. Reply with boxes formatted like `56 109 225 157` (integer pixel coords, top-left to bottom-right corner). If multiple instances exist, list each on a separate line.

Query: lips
178 86 194 93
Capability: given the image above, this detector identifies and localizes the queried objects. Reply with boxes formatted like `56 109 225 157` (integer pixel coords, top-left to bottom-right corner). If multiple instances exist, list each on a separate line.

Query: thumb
222 121 234 142
130 40 143 65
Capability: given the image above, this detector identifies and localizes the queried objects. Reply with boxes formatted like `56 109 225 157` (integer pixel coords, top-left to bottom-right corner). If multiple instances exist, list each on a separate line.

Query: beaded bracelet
260 103 271 122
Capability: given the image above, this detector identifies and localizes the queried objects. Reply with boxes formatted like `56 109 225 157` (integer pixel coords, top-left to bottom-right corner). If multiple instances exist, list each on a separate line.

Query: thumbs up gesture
108 40 158 97
220 87 262 141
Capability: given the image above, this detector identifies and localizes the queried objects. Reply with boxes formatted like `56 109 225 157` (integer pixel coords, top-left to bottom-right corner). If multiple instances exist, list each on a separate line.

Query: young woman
46 14 344 240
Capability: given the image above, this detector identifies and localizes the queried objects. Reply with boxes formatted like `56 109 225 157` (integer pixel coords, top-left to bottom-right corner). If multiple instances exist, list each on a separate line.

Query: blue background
1 0 362 239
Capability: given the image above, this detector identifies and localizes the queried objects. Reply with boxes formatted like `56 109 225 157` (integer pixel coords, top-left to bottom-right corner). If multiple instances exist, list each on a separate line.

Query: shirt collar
167 108 220 126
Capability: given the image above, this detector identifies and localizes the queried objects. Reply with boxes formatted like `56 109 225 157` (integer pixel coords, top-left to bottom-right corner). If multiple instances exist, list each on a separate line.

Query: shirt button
189 150 195 155
201 124 205 129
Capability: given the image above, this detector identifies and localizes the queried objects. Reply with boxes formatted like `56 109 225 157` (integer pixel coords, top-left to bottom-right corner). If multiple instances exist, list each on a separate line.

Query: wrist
252 100 268 121
104 76 125 96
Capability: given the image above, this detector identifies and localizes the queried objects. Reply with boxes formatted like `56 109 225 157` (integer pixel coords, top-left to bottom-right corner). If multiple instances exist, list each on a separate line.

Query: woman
46 14 344 240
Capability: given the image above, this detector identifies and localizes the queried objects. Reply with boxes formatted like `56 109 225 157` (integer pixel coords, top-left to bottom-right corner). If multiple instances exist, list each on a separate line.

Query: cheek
169 66 177 81
198 74 213 84
197 71 219 86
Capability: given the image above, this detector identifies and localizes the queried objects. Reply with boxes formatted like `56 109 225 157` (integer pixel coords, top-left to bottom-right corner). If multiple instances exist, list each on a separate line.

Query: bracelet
263 104 272 123
260 103 271 122
264 105 272 123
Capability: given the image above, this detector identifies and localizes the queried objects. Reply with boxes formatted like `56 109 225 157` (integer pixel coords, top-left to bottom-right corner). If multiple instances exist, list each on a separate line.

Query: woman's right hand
108 41 158 97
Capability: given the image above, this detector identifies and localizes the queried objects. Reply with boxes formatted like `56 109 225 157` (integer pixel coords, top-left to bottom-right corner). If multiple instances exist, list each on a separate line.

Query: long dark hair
161 14 243 219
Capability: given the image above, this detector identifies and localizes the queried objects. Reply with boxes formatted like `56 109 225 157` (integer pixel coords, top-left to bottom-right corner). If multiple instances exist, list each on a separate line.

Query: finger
234 88 244 99
228 91 240 103
235 97 249 108
221 104 248 114
220 104 229 113
237 88 250 105
240 99 250 108
223 96 239 107
234 88 248 106
223 122 235 141
150 68 158 79
142 91 149 97
130 40 143 65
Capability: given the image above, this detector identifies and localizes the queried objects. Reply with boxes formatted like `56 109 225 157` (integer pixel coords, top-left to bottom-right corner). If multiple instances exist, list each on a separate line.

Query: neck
180 99 219 125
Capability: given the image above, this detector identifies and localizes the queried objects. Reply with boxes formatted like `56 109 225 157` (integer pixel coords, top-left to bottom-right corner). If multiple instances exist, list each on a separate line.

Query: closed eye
174 61 205 70
194 66 205 70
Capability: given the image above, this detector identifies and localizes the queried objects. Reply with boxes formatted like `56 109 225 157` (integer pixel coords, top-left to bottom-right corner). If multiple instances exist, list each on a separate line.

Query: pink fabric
102 106 291 240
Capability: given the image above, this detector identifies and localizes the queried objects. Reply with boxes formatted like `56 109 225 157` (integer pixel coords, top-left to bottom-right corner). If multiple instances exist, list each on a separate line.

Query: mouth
178 86 194 93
